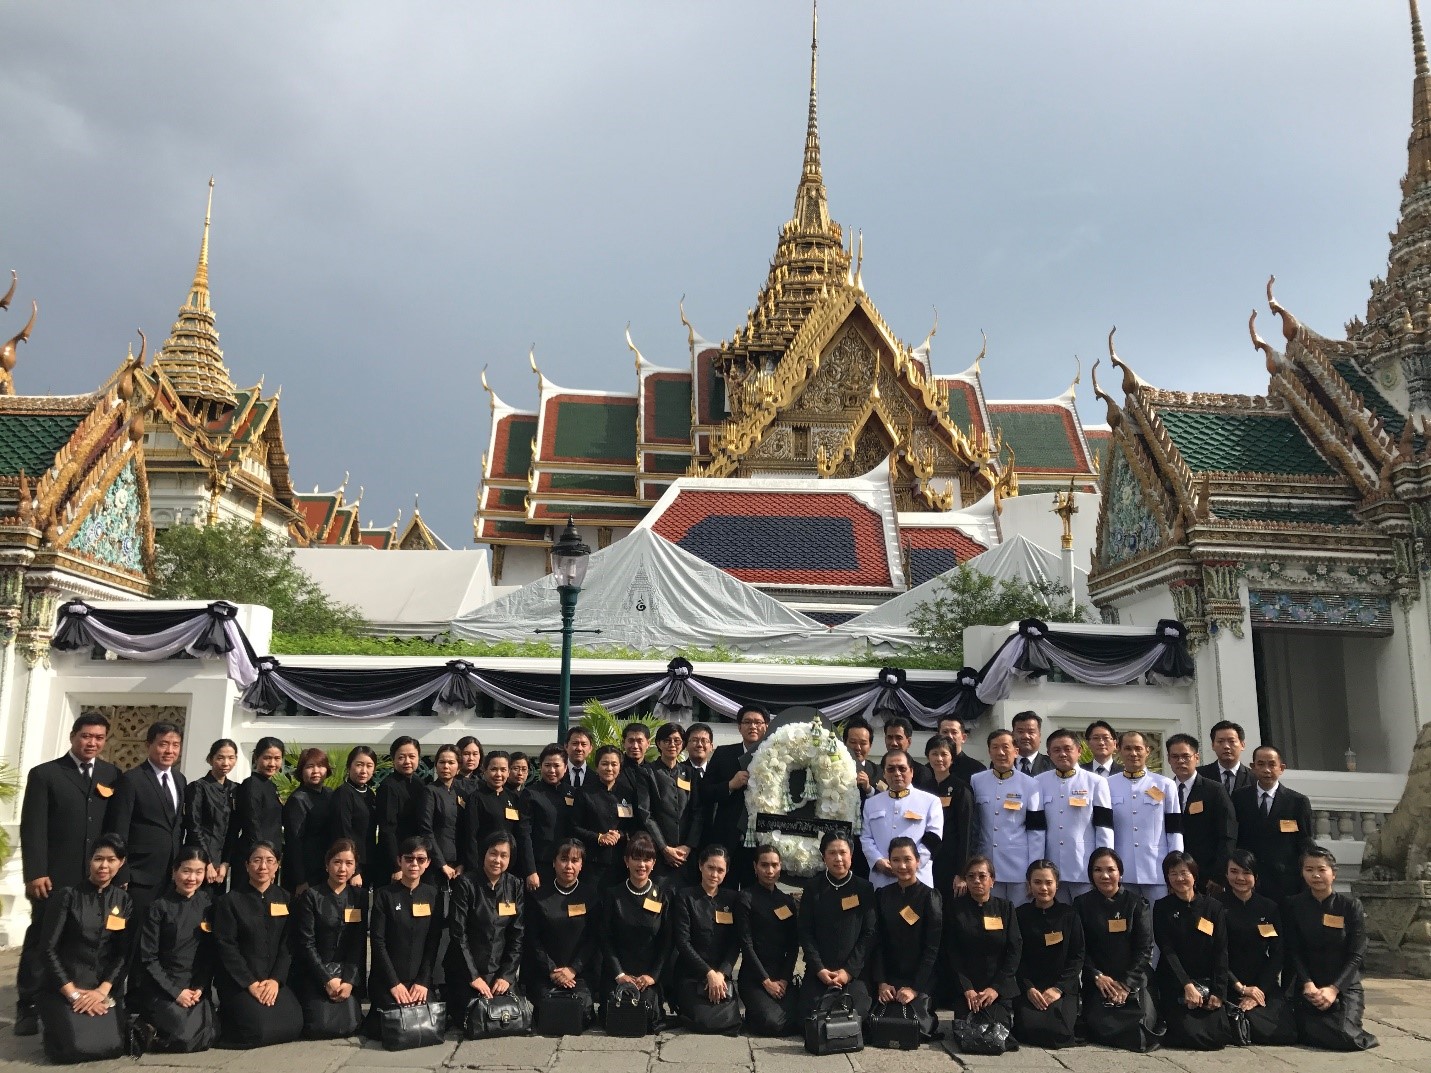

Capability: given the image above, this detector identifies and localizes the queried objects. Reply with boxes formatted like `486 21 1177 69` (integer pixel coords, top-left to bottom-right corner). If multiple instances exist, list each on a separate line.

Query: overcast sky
0 2 1419 547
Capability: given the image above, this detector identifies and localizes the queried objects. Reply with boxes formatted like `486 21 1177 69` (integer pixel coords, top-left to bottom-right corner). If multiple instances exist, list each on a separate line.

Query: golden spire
795 1 825 225
193 176 214 306
1409 0 1431 188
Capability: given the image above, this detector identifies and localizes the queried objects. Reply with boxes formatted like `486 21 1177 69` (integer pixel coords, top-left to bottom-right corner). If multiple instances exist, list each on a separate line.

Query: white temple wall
996 492 1100 584
495 544 550 588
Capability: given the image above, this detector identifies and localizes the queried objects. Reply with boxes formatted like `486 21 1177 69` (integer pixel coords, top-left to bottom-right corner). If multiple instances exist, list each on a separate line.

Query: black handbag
303 994 363 1039
605 982 657 1038
379 1001 448 1051
683 987 741 1035
805 990 863 1055
865 1001 921 1050
537 986 593 1036
950 1011 1013 1056
38 994 127 1064
144 996 216 1053
464 992 534 1039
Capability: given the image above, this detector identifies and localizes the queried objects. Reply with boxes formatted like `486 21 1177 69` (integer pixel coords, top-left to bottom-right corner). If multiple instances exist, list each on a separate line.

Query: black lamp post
549 517 592 740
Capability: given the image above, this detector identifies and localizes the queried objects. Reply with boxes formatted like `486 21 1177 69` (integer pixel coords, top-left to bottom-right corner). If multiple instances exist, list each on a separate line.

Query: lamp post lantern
550 517 591 740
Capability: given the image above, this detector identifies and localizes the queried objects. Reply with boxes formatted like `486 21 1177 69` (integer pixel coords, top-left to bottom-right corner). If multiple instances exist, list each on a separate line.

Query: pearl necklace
825 870 852 890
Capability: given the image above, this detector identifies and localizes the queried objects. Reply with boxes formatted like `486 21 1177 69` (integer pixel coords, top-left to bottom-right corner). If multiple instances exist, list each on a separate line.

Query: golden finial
679 294 696 354
1051 477 1078 551
190 177 215 304
1415 0 1430 78
1106 326 1141 395
1265 275 1299 341
1249 309 1278 375
1090 359 1123 429
1070 354 1081 389
134 328 147 366
626 322 645 370
0 270 15 311
0 300 37 377
805 0 820 181
922 307 938 350
413 493 421 515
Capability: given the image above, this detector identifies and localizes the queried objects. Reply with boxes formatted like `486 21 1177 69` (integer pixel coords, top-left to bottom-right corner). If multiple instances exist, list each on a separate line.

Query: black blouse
40 881 132 991
673 884 740 980
450 872 524 985
1153 893 1229 995
416 780 462 871
872 881 943 993
523 781 575 871
736 883 799 983
928 774 975 886
232 774 282 865
214 881 293 990
797 871 877 979
1073 888 1154 992
376 772 422 879
183 773 234 868
1015 900 1085 994
328 781 377 881
369 881 442 999
281 784 331 888
292 883 366 989
525 880 599 980
1215 889 1284 995
135 888 215 999
460 784 535 878
600 879 673 981
572 780 640 875
1284 890 1368 993
644 761 703 853
945 894 1021 998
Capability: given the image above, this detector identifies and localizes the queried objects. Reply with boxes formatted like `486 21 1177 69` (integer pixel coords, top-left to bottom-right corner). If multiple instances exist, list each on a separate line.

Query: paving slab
655 1033 752 1065
549 1049 652 1073
448 1037 559 1068
340 1041 459 1068
556 1032 660 1051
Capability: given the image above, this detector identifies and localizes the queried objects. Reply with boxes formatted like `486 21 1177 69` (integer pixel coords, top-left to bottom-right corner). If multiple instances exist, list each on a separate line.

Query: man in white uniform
860 750 942 889
1107 730 1182 902
1034 728 1112 901
970 729 1044 905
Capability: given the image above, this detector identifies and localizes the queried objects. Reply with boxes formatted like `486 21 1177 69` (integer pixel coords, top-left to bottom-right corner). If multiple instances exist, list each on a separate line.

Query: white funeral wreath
744 717 860 876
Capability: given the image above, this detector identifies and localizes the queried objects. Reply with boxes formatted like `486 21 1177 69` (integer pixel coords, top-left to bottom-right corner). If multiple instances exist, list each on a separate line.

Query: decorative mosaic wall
67 460 144 573
1248 590 1394 633
91 703 188 771
1100 449 1162 568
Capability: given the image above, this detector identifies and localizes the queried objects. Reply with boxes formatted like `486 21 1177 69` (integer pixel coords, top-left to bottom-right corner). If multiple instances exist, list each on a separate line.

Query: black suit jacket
1175 775 1236 885
21 755 121 888
1198 761 1254 794
702 742 757 851
1016 753 1054 777
107 763 187 890
1232 783 1315 902
1080 759 1123 777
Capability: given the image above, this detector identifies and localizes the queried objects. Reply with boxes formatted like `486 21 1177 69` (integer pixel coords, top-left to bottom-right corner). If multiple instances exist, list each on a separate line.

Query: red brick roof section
900 526 986 559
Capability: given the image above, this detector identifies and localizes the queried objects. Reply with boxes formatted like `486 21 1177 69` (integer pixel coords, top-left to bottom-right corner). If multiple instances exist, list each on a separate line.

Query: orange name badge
715 909 734 925
1002 798 1022 811
1188 800 1204 815
498 902 517 917
1258 922 1278 938
1068 796 1088 808
1145 787 1165 803
1045 931 1064 946
617 803 634 818
774 905 794 921
504 807 520 821
940 795 952 808
1322 913 1345 929
642 897 663 915
269 902 289 917
411 902 432 918
1279 819 1299 833
568 903 587 917
903 810 921 821
676 778 692 792
841 894 860 911
982 915 1004 931
1197 917 1214 936
457 796 465 807
1108 917 1128 933
343 907 362 923
899 905 920 926
104 914 126 931
564 796 575 807
199 920 212 933
95 783 113 798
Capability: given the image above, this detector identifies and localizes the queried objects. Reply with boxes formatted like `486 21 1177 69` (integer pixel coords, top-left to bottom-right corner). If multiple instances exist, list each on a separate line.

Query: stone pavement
0 948 1424 1073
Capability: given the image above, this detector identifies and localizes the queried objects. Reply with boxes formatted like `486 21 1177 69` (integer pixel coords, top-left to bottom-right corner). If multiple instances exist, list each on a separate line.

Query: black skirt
1081 985 1161 1052
1162 999 1234 1051
37 993 127 1064
738 974 798 1036
1012 989 1078 1048
1295 986 1379 1051
1231 993 1297 1046
217 986 304 1048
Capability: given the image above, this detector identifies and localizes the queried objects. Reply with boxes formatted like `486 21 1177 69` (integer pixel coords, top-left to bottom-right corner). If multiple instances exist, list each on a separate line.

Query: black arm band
920 831 942 855
1092 805 1114 830
1165 812 1184 834
1025 809 1047 831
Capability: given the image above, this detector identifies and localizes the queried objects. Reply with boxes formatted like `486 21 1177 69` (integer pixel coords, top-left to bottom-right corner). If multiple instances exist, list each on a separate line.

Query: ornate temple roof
898 522 988 587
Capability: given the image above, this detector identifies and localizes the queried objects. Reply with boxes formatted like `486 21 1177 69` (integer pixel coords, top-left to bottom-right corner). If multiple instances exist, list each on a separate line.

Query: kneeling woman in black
213 840 303 1047
447 831 525 1022
1216 849 1296 1045
795 832 876 1021
291 839 366 1038
133 847 217 1052
526 839 599 1019
871 836 943 1040
1013 859 1083 1049
671 845 741 1032
1284 847 1379 1051
736 844 800 1036
1153 851 1231 1050
37 834 133 1063
368 837 443 1017
599 833 672 1027
1072 847 1159 1052
944 854 1020 1035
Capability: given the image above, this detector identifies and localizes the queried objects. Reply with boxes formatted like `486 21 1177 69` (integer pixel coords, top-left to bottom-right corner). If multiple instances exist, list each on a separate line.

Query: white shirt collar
148 760 172 778
1260 782 1279 796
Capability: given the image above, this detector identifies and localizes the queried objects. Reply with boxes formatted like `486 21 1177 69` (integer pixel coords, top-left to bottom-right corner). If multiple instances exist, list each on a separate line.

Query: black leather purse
605 982 657 1038
537 986 593 1036
379 1001 448 1051
950 1011 1013 1056
465 993 534 1038
804 990 863 1055
865 1001 921 1050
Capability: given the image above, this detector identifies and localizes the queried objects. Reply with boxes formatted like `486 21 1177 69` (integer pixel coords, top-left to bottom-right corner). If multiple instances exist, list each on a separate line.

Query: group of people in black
15 706 1378 1059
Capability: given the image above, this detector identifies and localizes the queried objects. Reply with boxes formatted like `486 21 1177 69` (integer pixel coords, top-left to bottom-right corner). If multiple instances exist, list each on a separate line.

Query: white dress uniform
1034 766 1113 901
859 786 943 889
969 768 1043 905
1107 768 1183 902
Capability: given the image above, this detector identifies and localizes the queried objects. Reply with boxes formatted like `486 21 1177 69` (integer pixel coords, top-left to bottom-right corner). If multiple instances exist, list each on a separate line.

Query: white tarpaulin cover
831 534 1090 654
295 548 492 638
449 527 834 654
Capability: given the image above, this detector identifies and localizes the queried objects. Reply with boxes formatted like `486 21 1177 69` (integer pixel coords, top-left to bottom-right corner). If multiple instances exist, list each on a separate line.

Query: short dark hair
206 738 238 761
1252 743 1283 764
295 747 330 776
882 749 912 771
1087 846 1123 883
654 722 684 745
986 728 1013 746
1165 733 1200 755
1012 711 1042 729
252 736 285 763
1117 730 1146 748
1085 720 1116 740
964 854 995 880
146 721 182 743
736 705 769 724
554 838 585 862
842 716 874 742
936 715 966 733
1226 848 1258 875
1301 846 1338 870
482 831 515 855
883 715 914 737
563 727 591 745
398 835 431 857
390 735 420 756
484 749 511 768
622 723 650 740
591 744 622 764
820 830 853 854
1026 857 1060 882
71 712 111 735
625 832 657 861
686 722 713 741
1161 850 1200 884
92 833 127 859
509 751 529 766
1046 728 1079 749
1209 720 1245 744
346 745 378 770
924 735 956 756
538 743 566 764
326 837 359 863
887 836 918 857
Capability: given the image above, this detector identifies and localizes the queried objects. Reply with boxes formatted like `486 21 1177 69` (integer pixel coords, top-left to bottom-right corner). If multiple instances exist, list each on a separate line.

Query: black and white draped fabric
974 618 1193 705
51 600 259 688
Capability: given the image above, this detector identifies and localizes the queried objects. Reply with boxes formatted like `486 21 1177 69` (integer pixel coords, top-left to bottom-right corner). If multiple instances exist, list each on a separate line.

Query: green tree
152 520 367 637
580 699 664 761
908 564 1092 666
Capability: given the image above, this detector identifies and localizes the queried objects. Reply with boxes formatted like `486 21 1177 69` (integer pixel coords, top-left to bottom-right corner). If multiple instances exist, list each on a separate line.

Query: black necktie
1260 791 1272 817
81 761 92 782
1178 782 1188 810
1224 770 1234 794
1019 758 1030 775
573 768 582 788
160 771 175 815
1096 765 1107 777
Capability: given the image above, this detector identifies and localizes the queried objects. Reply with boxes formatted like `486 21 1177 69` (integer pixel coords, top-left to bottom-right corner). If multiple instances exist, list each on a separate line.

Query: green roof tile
650 379 693 441
500 415 538 477
1332 359 1406 440
1212 502 1360 526
546 472 635 495
552 399 637 462
990 408 1082 470
645 452 690 474
944 382 975 432
0 413 84 477
1158 409 1333 476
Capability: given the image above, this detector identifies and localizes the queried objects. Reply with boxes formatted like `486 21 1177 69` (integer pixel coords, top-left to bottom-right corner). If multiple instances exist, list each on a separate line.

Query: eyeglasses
401 855 429 865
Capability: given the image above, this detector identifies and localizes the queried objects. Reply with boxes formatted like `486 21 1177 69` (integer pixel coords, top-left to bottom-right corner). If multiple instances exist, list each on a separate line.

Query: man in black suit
1198 719 1255 796
15 711 119 1035
561 726 594 791
1165 733 1236 892
842 717 881 879
1232 744 1315 902
105 721 187 916
1011 710 1054 776
1079 720 1123 777
701 704 768 888
881 715 936 790
936 715 986 782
